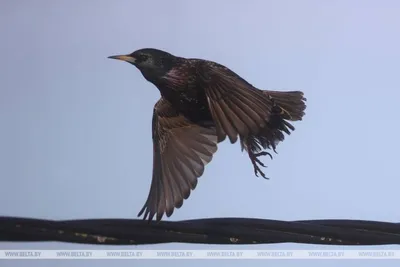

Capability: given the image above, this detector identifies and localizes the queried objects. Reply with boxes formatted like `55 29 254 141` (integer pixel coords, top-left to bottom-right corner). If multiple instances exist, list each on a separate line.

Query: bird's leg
248 150 272 179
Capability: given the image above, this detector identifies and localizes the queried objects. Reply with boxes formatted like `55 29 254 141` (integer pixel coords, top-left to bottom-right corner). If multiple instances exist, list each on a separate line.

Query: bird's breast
154 66 212 123
156 84 210 123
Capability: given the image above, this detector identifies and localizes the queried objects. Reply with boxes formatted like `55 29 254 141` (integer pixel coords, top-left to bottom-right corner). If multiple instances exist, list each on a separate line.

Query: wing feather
197 61 273 143
138 98 218 221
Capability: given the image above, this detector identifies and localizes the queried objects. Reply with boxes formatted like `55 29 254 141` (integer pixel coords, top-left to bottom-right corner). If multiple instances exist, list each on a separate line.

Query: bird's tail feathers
264 90 306 121
241 90 306 160
240 90 306 178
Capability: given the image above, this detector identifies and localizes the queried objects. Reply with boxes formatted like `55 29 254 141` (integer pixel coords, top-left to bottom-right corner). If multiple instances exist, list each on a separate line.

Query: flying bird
108 48 306 221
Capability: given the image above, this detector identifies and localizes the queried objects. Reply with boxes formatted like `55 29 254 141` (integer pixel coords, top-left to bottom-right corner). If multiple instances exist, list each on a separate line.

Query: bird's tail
244 90 306 151
240 90 306 178
265 90 306 121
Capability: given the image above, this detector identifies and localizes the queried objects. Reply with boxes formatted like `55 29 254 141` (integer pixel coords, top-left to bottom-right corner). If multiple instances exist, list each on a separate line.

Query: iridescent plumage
109 48 306 221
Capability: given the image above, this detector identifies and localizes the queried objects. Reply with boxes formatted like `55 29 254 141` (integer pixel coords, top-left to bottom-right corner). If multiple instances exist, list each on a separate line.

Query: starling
108 48 306 221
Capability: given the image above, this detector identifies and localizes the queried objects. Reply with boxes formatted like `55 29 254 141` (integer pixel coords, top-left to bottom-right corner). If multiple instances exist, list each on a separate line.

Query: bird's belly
164 90 212 123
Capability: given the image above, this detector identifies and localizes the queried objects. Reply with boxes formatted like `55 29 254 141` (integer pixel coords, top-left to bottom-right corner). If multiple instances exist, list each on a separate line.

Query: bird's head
108 48 176 81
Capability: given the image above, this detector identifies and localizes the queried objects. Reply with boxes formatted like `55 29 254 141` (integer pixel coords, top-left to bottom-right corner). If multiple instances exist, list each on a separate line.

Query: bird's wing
196 61 274 144
138 98 218 221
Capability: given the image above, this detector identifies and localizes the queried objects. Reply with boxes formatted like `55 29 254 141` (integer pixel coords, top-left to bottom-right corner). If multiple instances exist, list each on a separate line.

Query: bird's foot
248 151 272 179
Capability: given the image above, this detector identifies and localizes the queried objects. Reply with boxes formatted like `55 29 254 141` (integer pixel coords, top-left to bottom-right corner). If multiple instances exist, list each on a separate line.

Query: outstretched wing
196 61 274 144
138 98 218 221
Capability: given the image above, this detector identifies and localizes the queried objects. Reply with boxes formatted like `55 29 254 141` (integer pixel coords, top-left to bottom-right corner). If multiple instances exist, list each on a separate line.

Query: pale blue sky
1 0 400 266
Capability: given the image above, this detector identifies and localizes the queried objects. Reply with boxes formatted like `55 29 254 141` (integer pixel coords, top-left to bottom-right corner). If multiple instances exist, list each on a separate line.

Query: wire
1 216 399 245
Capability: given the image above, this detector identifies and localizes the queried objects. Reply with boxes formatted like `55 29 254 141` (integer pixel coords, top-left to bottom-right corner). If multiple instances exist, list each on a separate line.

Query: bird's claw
254 151 273 160
248 151 271 180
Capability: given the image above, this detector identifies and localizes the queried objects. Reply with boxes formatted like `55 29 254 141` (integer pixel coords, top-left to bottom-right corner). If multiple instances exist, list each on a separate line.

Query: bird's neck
140 57 183 85
140 68 166 84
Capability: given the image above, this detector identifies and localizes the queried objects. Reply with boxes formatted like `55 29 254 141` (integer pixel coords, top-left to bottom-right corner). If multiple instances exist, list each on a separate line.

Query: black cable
1 216 399 246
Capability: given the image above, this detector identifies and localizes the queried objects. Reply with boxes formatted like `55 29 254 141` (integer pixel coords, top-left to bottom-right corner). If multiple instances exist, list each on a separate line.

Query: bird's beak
108 54 136 64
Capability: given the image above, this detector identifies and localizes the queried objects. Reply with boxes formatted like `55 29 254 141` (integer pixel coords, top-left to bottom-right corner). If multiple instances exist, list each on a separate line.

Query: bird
108 48 306 221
